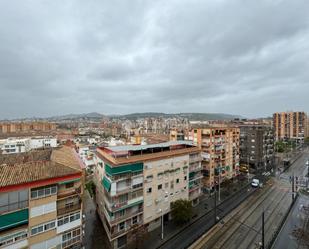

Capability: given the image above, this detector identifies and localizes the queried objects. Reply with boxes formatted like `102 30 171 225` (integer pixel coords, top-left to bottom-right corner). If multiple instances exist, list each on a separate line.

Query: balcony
62 235 81 248
110 221 143 239
0 200 28 215
0 208 28 231
189 156 202 163
189 165 202 173
108 207 143 225
57 186 81 200
105 196 144 212
57 202 81 216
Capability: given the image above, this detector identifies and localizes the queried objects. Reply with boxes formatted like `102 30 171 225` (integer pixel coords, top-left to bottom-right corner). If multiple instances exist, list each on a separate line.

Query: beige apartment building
0 122 56 134
192 126 240 191
273 111 307 140
0 147 83 249
94 141 201 249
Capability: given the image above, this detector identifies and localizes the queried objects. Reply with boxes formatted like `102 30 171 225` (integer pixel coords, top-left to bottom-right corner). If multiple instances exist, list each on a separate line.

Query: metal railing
57 203 81 216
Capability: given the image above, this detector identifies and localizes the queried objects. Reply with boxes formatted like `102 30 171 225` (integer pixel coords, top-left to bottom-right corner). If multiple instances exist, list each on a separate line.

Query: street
189 148 309 249
83 191 109 249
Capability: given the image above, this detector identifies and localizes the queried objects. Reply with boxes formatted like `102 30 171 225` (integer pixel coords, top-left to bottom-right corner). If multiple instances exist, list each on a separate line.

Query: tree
171 199 193 225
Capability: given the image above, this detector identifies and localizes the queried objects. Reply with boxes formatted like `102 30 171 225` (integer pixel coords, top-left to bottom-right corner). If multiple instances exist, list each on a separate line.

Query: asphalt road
189 148 309 249
153 184 256 249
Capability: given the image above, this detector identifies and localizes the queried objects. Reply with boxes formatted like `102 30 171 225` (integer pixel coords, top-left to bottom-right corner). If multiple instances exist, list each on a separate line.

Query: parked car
251 178 260 188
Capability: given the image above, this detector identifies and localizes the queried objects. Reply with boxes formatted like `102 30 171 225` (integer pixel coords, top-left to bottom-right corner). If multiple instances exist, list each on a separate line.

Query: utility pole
292 175 295 202
214 190 217 224
262 211 265 249
218 164 221 203
247 155 250 183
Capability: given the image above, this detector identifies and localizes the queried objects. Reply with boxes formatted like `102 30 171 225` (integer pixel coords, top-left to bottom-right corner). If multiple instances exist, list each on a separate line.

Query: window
147 188 152 193
184 176 187 181
0 190 28 213
0 230 27 247
165 183 169 188
65 182 74 189
170 181 174 189
118 210 125 217
58 211 81 227
176 179 180 184
157 173 163 179
119 222 125 231
62 228 81 248
132 216 138 225
146 175 153 182
158 184 162 190
31 221 56 236
31 185 57 200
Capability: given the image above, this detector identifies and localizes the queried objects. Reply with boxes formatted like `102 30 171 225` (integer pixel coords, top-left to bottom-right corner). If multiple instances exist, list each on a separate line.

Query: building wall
143 155 189 226
273 112 307 140
193 127 240 190
240 126 274 170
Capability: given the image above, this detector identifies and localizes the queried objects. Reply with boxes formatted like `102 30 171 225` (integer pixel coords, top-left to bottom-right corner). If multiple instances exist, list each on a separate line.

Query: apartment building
273 111 307 140
239 125 274 171
94 141 201 249
0 122 56 134
192 126 240 191
0 146 83 249
0 137 58 154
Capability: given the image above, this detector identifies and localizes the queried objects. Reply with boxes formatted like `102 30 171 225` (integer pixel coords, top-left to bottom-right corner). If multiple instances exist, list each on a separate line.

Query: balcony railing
109 208 143 225
57 186 81 199
57 202 81 216
189 156 202 163
62 236 81 248
0 200 28 215
105 196 143 212
110 221 143 239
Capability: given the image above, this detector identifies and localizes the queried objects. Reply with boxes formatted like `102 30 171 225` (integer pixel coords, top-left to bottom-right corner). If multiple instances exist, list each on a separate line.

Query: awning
102 176 111 192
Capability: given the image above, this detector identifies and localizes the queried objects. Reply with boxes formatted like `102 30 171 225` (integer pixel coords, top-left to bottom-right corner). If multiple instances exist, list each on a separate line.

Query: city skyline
1 0 309 119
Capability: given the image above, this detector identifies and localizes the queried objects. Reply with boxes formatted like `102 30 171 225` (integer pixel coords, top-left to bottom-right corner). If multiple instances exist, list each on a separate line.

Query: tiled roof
0 147 82 188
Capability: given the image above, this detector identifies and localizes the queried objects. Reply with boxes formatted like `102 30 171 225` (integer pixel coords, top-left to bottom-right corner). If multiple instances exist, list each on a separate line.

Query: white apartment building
0 137 57 154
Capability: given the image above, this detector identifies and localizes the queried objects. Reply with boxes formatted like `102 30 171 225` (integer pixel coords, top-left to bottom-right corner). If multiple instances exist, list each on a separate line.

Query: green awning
105 163 143 176
102 176 111 192
0 209 28 231
59 178 81 185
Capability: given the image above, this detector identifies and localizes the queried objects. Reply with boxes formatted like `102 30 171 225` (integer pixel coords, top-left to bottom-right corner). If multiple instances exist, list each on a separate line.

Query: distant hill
109 112 243 121
48 112 104 120
1 112 243 122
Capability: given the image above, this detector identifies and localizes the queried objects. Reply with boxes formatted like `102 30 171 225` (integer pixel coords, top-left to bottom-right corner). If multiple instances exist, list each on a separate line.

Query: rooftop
104 140 194 152
0 146 82 188
97 141 200 166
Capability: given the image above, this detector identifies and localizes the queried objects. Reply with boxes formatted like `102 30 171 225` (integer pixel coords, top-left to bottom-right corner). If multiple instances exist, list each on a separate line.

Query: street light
159 209 164 240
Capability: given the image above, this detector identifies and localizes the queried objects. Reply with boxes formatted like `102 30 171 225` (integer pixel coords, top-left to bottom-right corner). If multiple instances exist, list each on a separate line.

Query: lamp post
247 155 250 183
159 209 164 240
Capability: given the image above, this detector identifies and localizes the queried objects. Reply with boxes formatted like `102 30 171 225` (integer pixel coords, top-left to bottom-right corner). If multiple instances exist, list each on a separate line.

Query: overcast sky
0 0 309 119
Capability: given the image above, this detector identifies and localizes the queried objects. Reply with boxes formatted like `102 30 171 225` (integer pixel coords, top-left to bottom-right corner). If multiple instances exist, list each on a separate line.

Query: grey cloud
0 0 309 119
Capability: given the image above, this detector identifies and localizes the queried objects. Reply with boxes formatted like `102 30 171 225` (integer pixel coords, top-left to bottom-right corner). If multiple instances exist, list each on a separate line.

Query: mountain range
1 112 243 122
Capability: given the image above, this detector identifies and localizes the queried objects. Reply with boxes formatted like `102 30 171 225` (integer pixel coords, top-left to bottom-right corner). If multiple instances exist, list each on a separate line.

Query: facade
239 125 274 171
0 122 56 134
169 130 185 141
192 126 240 191
0 147 84 249
273 112 307 140
0 137 58 154
0 138 31 154
94 141 201 249
306 117 309 138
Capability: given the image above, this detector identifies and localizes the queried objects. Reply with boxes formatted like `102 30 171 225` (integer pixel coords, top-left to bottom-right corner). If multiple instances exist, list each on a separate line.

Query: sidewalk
145 179 250 249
